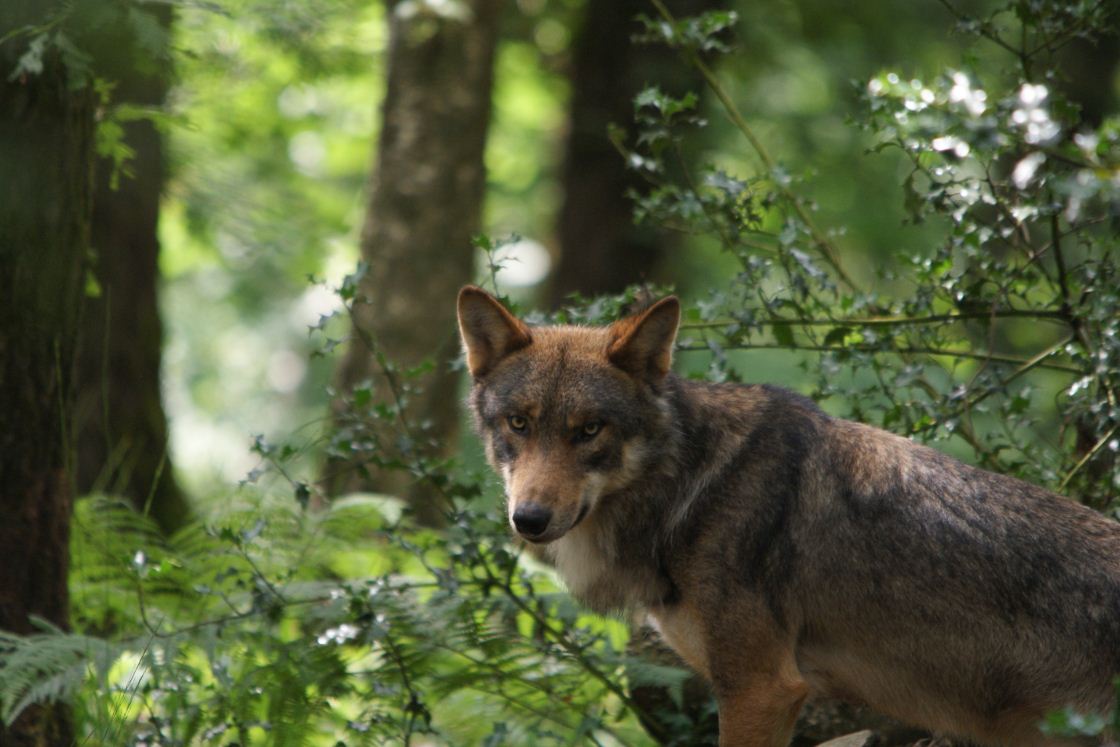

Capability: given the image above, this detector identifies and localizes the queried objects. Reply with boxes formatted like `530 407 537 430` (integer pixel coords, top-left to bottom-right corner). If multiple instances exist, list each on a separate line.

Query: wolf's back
787 409 1120 738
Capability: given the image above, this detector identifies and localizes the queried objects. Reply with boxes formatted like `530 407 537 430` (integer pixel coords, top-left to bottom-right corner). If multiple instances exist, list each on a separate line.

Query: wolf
456 285 1120 747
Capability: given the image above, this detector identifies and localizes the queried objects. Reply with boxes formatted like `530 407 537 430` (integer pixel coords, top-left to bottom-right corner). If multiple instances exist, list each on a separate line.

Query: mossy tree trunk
74 3 189 533
0 2 95 743
325 0 505 524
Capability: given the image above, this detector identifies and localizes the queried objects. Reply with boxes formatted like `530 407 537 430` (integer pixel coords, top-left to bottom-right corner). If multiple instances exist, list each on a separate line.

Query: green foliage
4 0 184 201
0 619 120 729
156 0 579 499
621 0 1120 510
0 478 684 745
1042 676 1120 739
3 317 690 745
5 254 700 742
634 9 738 56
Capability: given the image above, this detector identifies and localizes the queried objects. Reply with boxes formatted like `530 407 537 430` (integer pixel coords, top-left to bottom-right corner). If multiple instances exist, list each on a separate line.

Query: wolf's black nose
512 503 552 538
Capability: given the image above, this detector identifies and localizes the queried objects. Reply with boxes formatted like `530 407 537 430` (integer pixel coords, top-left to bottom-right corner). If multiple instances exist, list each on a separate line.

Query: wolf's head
457 286 680 544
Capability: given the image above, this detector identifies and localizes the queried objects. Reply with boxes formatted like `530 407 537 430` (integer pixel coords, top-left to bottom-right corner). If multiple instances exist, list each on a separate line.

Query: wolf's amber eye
508 415 528 433
580 422 603 440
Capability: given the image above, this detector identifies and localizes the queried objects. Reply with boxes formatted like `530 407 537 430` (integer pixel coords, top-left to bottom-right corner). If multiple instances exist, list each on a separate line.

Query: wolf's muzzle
512 503 552 539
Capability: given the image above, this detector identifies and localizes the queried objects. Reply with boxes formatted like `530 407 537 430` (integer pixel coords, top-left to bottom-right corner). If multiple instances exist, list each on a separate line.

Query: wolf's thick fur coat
457 286 1120 747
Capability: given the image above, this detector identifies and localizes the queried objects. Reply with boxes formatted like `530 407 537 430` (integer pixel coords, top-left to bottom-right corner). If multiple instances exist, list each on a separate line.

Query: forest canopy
0 0 1118 744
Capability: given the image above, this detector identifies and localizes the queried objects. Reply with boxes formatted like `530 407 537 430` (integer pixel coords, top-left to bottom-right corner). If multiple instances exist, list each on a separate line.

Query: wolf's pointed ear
607 296 680 383
457 286 533 377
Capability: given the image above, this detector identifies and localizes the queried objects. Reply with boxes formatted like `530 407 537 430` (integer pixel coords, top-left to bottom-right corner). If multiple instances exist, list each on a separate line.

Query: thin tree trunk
548 0 665 305
1056 28 1119 128
548 0 721 306
74 4 189 533
325 0 505 524
0 2 95 742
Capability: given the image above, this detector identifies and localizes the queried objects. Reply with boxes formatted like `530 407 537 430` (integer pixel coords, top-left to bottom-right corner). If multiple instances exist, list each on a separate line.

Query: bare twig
677 340 1082 373
1060 423 1120 491
681 308 1068 331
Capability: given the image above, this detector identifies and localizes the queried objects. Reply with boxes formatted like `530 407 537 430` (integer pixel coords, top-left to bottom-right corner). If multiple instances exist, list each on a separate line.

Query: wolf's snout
512 503 552 538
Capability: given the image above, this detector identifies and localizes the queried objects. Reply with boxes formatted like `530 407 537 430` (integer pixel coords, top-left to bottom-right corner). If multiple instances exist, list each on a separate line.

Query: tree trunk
548 0 663 305
325 0 505 524
74 4 189 533
1056 28 1119 129
0 2 95 743
547 0 721 306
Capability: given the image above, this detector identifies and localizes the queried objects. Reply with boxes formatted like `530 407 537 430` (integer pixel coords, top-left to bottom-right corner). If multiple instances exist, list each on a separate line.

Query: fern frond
0 625 123 726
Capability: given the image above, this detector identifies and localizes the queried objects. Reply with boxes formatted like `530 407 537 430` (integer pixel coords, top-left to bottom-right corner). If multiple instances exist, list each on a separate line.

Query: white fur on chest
549 523 614 602
547 520 669 613
552 526 709 679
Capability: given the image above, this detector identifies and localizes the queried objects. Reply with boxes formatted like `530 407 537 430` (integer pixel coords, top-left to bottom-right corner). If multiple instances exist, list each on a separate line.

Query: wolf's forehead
532 324 612 356
482 328 631 415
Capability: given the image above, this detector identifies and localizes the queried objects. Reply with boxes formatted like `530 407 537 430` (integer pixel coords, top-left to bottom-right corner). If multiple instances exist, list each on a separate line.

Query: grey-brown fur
457 286 1120 747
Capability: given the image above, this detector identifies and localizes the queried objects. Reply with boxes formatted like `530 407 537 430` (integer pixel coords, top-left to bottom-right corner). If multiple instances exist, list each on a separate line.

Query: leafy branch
645 0 863 293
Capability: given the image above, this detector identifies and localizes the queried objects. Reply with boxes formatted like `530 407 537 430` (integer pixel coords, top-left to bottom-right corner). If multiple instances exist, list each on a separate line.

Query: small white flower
948 72 987 116
316 623 361 646
1011 83 1060 145
1011 152 1046 189
1074 132 1099 158
932 135 971 158
1018 83 1049 107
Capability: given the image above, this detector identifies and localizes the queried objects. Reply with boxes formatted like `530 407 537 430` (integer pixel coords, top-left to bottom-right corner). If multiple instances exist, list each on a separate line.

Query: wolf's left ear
607 296 681 383
457 285 533 377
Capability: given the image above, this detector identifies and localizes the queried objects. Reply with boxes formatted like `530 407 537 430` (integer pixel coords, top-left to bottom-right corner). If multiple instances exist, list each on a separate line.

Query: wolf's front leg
653 596 808 746
716 676 809 747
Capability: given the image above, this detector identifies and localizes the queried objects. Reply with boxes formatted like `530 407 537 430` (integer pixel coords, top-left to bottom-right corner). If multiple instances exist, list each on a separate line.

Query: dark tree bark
0 2 95 743
548 0 664 305
1056 28 1119 128
74 4 189 533
547 0 720 306
325 0 505 524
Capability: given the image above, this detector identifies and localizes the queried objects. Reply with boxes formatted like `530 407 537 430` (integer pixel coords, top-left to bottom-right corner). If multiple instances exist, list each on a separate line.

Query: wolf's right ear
457 286 533 377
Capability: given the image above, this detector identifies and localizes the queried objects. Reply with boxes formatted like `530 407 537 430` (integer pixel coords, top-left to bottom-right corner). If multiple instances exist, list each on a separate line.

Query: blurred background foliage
1 0 1119 743
159 0 1008 496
